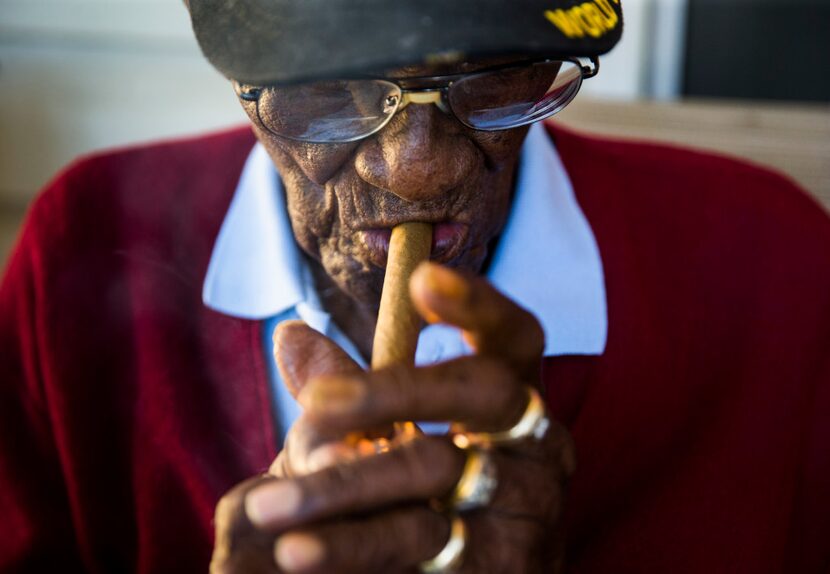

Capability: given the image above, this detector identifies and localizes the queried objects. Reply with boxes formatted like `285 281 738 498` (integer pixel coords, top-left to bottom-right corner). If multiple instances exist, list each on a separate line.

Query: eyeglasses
233 57 598 143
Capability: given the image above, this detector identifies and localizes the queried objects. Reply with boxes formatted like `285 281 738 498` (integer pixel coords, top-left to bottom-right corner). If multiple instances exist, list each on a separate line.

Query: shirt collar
203 122 607 356
202 143 305 319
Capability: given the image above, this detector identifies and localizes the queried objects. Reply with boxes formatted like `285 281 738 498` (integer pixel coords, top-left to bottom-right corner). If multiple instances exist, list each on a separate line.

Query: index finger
244 436 465 532
410 262 544 381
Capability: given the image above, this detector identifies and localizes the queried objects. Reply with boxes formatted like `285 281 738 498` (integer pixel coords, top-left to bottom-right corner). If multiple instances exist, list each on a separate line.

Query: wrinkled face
237 59 530 306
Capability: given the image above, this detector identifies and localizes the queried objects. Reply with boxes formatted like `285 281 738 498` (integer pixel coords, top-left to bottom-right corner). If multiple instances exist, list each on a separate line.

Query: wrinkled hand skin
210 263 576 574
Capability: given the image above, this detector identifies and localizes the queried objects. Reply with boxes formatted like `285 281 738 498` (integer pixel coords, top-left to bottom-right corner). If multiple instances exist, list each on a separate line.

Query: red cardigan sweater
1 124 828 573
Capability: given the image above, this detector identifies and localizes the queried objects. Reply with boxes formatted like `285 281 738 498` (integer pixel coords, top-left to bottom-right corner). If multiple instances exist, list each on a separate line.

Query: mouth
360 222 469 268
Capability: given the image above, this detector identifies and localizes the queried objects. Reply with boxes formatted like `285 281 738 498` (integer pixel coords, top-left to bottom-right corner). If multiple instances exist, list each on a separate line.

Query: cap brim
190 0 623 85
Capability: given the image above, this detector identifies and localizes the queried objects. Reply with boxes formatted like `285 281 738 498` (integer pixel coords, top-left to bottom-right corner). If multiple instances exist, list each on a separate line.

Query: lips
360 222 469 268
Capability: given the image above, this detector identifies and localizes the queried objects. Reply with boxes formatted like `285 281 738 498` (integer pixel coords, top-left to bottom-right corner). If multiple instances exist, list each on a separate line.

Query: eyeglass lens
450 61 581 130
257 80 401 142
254 60 582 142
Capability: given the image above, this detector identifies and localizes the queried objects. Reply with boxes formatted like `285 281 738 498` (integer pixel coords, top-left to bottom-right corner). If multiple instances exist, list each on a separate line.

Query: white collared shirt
203 123 607 442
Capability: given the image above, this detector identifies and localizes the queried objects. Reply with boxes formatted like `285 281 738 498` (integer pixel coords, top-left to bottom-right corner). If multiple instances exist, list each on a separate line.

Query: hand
210 263 576 574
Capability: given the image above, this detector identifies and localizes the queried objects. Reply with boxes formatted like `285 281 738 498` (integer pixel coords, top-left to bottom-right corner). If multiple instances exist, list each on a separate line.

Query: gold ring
419 514 467 574
452 386 550 449
446 447 498 511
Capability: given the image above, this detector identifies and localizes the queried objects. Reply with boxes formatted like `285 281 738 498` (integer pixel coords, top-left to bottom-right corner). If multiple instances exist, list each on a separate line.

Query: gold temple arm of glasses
399 90 443 110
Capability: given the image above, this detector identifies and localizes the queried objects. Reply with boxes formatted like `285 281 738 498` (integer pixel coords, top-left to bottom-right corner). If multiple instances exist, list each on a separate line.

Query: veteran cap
189 0 624 85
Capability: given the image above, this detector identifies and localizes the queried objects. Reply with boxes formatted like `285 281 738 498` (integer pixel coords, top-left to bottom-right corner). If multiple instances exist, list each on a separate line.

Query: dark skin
210 58 576 573
248 58 528 357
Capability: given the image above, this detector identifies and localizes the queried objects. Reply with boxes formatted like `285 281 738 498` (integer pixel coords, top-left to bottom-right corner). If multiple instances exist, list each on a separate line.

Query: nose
354 104 479 203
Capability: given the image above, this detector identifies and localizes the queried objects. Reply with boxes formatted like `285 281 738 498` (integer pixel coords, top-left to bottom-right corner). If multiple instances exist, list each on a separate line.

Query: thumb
273 320 363 400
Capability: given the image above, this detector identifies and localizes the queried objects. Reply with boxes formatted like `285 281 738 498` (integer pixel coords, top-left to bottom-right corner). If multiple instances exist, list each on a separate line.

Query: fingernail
275 533 325 572
245 481 302 528
422 264 469 302
299 377 365 414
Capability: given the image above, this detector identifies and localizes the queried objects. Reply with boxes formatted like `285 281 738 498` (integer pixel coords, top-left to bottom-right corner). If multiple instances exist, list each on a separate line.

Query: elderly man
1 0 829 573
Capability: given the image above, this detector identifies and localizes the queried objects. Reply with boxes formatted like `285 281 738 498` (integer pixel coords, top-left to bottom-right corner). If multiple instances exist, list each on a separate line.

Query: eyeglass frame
233 56 600 143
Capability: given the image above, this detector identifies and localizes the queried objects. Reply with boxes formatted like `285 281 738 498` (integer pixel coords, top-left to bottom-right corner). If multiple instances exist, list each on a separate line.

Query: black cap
189 0 623 85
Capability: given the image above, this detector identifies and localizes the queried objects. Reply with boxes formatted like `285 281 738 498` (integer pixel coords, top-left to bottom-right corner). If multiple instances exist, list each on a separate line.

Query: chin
319 248 387 308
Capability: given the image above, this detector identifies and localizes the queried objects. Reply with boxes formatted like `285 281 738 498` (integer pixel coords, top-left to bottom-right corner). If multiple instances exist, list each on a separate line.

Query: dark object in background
684 0 829 103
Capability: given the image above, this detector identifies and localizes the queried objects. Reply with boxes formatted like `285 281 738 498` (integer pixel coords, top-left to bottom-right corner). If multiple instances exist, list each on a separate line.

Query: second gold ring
446 447 498 511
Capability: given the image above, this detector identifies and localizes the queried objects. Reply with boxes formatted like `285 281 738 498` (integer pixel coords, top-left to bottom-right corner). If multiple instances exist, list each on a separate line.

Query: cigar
372 222 433 369
372 222 432 438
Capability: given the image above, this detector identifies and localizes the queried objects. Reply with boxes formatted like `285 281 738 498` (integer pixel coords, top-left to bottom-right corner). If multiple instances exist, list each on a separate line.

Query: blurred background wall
1 0 829 266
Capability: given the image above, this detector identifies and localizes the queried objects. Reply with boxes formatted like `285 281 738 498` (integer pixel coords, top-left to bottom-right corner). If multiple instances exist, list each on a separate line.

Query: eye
234 82 263 101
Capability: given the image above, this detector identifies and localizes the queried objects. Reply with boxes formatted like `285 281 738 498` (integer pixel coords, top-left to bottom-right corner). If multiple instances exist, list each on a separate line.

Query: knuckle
315 461 356 493
306 456 372 508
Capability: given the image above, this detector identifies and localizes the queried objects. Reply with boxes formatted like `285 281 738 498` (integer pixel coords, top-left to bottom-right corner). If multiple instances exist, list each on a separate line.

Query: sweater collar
203 123 607 356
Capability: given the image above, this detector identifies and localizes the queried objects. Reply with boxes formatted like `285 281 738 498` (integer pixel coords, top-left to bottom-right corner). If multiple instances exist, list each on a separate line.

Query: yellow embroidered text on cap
545 0 620 39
